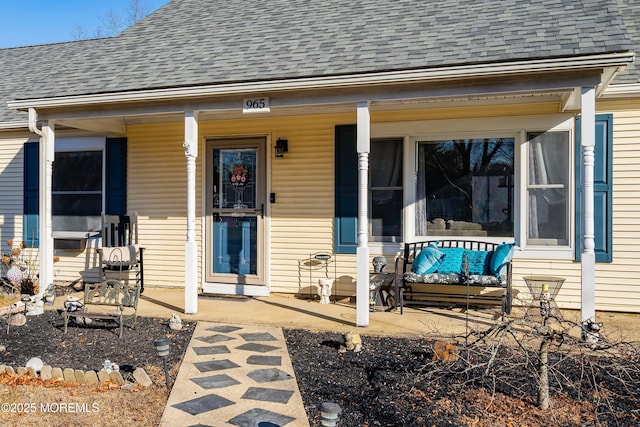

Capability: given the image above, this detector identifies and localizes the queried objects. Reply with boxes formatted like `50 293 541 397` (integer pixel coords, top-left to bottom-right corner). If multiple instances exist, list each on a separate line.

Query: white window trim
370 114 575 259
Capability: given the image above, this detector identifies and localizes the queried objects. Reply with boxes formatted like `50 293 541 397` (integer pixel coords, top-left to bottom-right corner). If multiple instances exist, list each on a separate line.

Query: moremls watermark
1 402 100 413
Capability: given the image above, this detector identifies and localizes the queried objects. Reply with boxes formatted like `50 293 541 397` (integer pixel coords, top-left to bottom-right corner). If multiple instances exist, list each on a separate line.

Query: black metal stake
162 356 170 389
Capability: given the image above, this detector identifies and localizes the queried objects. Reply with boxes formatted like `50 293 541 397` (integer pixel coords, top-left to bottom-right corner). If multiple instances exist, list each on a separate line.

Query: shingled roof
613 0 640 84
0 0 634 124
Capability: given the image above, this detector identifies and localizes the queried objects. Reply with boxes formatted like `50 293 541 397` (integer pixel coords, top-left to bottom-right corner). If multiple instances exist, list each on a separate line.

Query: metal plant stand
523 275 566 322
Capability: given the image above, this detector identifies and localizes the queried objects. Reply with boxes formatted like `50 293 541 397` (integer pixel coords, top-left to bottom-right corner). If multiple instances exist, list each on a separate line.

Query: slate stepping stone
172 393 234 416
194 359 240 373
197 334 234 344
247 368 292 383
228 408 295 426
190 374 240 389
235 343 280 353
241 387 294 404
193 345 230 355
247 355 281 366
207 325 242 333
240 332 277 342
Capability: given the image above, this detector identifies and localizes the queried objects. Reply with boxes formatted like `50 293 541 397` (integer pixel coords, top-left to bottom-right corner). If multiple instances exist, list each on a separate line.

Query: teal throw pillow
412 243 443 274
435 247 465 274
463 249 491 275
490 243 515 277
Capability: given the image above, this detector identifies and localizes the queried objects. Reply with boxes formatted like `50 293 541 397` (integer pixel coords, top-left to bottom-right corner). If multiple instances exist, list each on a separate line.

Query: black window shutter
334 125 358 254
575 114 613 262
105 137 127 215
23 142 39 247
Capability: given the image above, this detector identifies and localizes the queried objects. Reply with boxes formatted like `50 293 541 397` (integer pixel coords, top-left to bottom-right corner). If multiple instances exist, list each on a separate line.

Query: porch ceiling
52 89 576 134
41 66 606 134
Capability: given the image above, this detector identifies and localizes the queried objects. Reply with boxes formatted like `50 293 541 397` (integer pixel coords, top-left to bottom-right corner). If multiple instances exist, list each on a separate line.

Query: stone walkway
159 322 309 427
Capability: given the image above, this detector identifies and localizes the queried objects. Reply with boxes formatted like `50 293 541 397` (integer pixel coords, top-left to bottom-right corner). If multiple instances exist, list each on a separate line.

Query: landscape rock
169 313 183 330
25 357 44 372
8 313 26 326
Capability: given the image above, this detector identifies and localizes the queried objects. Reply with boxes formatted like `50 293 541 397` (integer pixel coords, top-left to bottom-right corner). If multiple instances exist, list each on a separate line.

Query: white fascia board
7 52 634 111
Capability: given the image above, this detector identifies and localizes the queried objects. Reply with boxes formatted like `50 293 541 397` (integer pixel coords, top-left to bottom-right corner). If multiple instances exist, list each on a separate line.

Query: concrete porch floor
53 286 640 342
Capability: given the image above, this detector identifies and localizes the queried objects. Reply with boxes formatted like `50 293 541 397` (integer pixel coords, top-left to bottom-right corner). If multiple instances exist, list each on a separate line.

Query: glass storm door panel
206 139 265 285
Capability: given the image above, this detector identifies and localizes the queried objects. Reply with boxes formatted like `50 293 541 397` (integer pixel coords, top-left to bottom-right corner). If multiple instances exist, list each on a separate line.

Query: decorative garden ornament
372 256 387 273
317 279 333 304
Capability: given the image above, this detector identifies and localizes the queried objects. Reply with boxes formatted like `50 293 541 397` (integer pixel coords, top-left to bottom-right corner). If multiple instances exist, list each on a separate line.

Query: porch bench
63 279 140 339
395 239 513 318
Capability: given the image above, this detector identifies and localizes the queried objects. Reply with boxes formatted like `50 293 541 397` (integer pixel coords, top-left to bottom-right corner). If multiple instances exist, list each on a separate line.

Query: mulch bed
1 299 639 426
284 329 640 427
0 309 195 380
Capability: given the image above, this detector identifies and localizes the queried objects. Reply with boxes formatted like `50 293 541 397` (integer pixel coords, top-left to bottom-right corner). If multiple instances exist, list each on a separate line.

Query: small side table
369 272 396 311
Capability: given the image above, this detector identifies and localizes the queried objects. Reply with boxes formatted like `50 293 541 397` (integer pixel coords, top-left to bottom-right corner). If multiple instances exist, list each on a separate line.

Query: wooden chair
97 212 144 294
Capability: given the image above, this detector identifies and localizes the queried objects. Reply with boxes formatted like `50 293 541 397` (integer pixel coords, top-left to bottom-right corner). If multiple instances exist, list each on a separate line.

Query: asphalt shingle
0 0 635 123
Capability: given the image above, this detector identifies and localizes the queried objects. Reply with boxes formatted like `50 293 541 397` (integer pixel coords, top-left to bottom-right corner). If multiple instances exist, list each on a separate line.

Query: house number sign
242 97 270 113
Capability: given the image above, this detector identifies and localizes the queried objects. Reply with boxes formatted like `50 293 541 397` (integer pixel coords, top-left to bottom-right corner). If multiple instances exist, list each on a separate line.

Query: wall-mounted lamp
275 138 288 158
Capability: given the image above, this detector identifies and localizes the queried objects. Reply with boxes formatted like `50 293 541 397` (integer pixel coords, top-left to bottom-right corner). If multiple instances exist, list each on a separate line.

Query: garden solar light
319 402 342 426
154 337 171 389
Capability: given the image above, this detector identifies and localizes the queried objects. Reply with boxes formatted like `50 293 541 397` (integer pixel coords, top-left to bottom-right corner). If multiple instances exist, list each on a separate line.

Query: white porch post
356 102 370 327
184 111 199 314
38 121 55 299
580 87 596 323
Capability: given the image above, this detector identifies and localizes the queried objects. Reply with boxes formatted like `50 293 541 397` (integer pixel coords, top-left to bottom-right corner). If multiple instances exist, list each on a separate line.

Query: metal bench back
84 280 140 309
402 240 501 273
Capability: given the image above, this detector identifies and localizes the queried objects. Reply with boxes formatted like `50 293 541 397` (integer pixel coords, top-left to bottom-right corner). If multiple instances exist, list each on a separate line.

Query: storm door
206 138 265 286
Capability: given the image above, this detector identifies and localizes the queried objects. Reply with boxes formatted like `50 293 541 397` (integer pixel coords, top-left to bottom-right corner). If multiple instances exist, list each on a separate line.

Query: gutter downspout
28 108 54 300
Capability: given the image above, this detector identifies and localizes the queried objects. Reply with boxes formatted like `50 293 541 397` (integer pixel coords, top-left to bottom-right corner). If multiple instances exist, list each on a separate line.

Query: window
53 151 102 216
415 138 514 238
24 137 127 246
527 131 570 245
370 138 403 242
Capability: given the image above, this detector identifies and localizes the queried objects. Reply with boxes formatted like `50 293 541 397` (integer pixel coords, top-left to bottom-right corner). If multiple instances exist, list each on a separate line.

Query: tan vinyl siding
125 123 196 288
42 99 640 314
0 135 29 245
117 103 569 295
200 114 355 295
591 101 640 313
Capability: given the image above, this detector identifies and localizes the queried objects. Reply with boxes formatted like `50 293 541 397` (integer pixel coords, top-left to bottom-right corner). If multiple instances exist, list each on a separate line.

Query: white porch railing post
356 102 370 327
184 111 199 314
33 117 55 300
580 86 596 323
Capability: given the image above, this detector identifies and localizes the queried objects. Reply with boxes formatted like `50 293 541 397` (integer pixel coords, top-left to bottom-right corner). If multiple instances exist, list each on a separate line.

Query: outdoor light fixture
319 402 342 426
274 138 288 157
154 337 171 389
